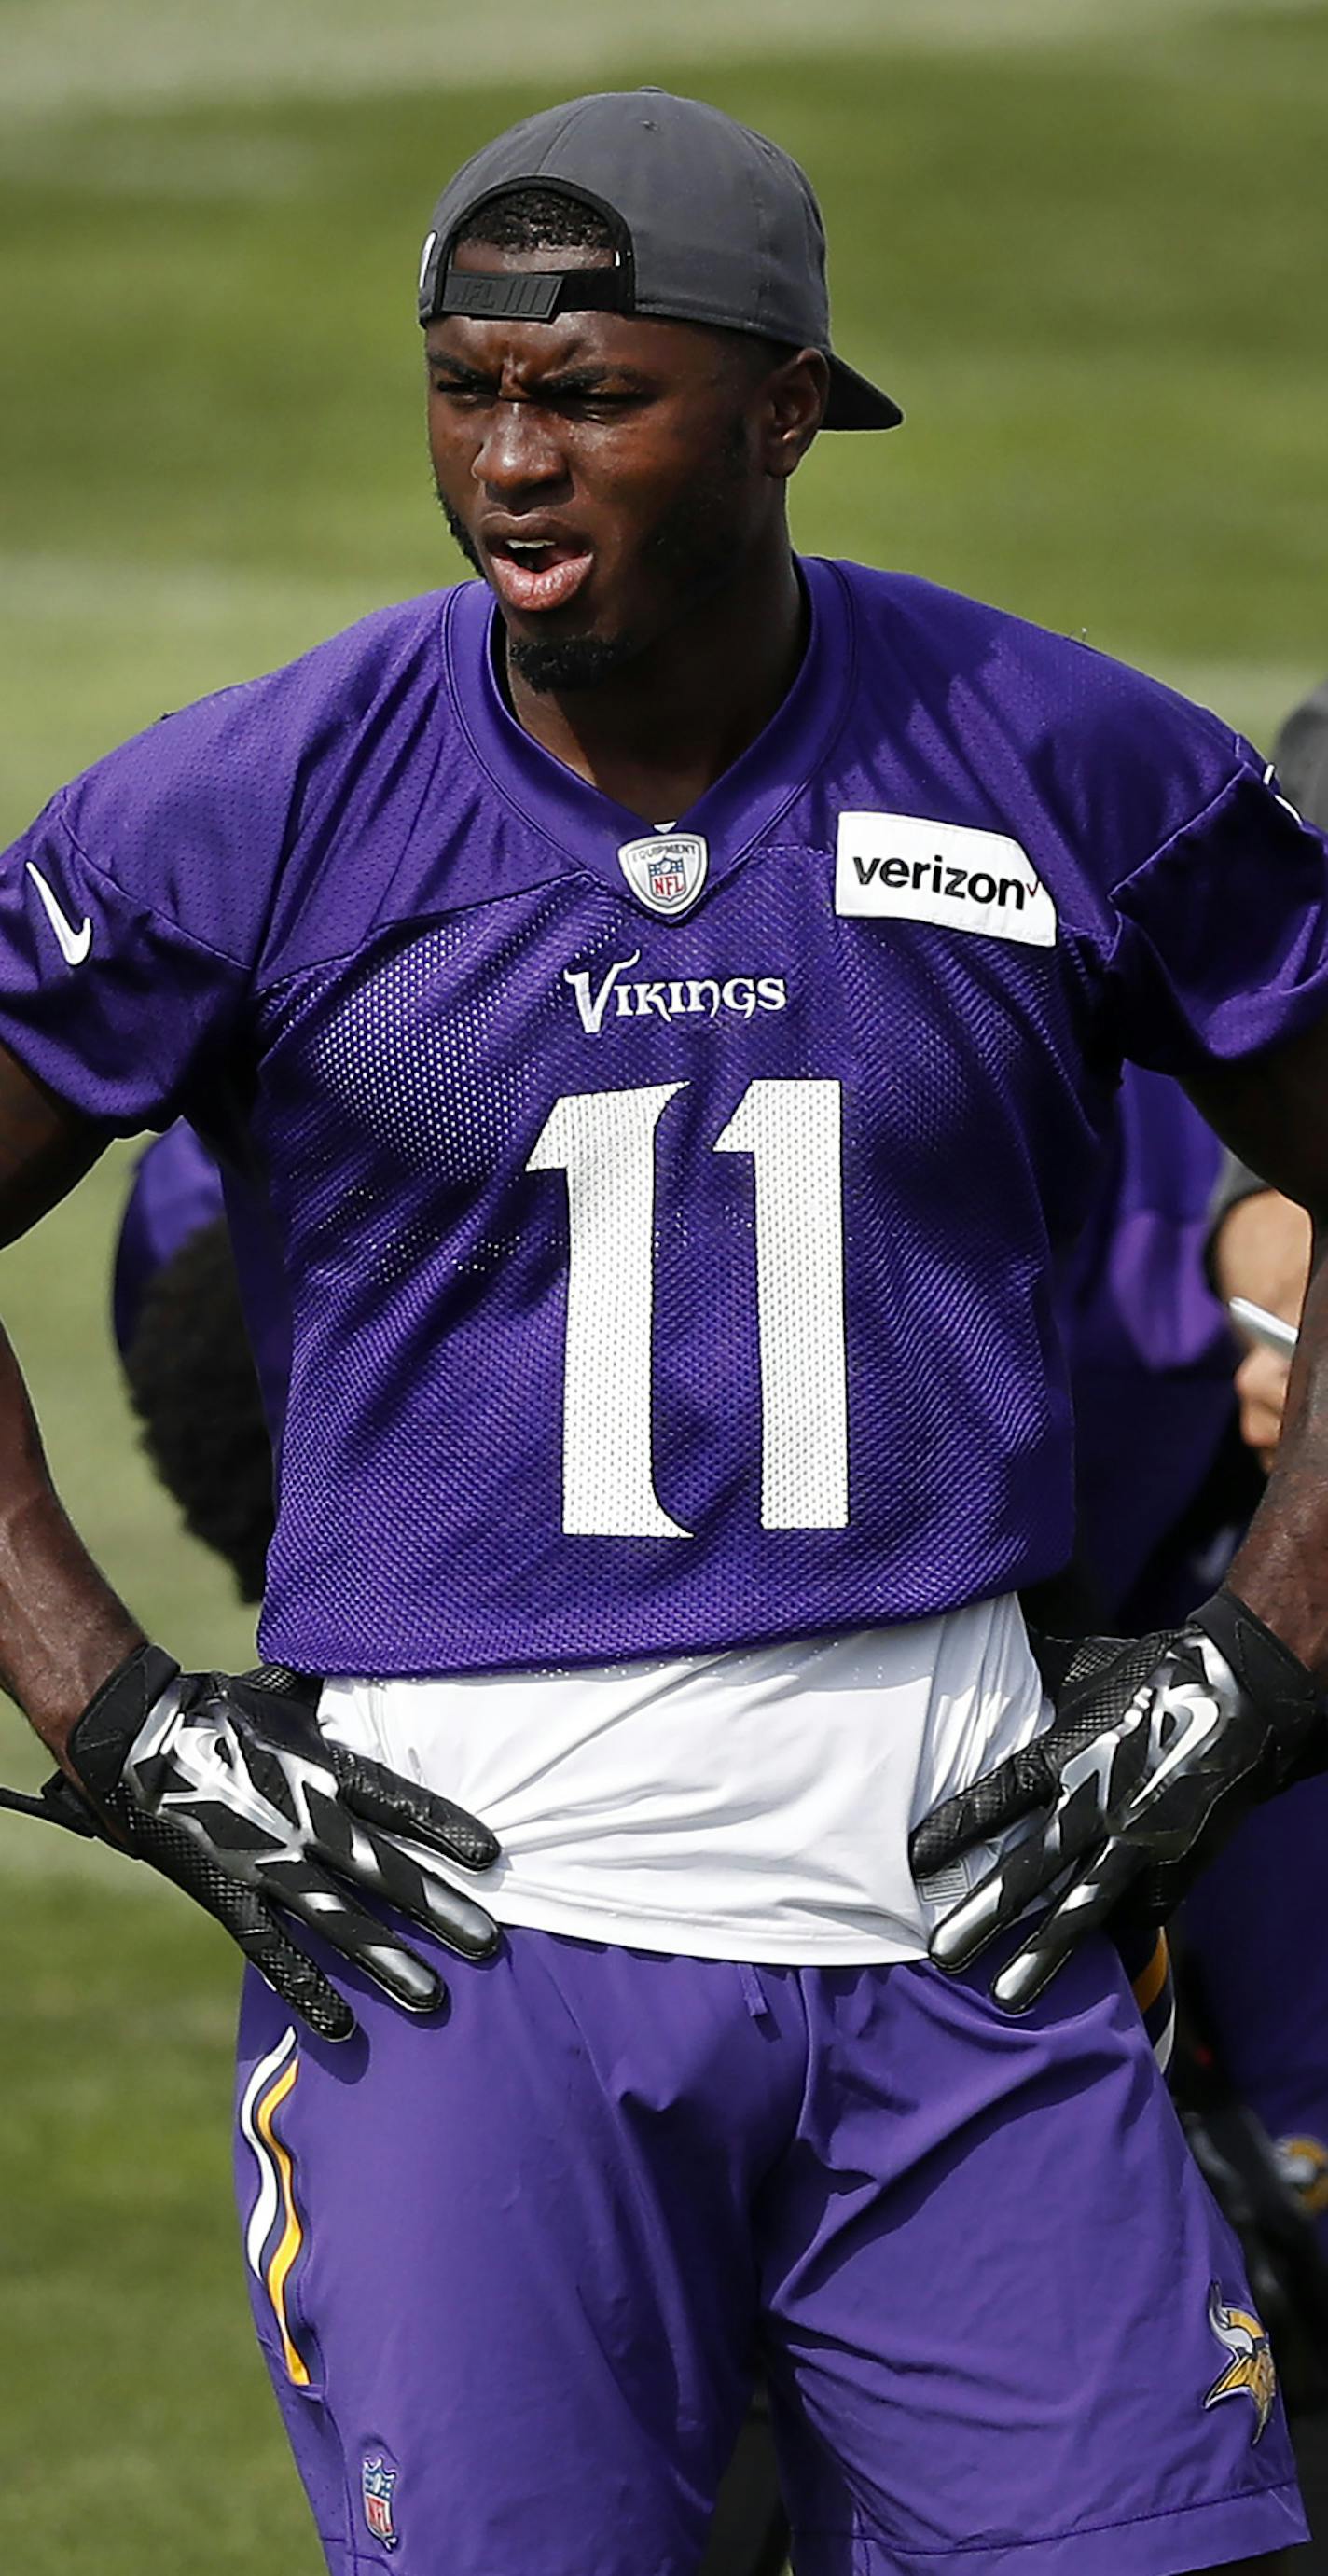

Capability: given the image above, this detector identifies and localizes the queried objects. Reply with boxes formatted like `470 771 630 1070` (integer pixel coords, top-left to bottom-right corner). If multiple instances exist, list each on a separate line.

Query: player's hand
39 1646 500 2041
1211 1185 1310 1471
1232 1337 1293 1475
908 1587 1325 2013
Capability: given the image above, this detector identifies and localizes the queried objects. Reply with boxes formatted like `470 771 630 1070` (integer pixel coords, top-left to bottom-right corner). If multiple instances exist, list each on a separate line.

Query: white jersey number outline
527 1078 847 1537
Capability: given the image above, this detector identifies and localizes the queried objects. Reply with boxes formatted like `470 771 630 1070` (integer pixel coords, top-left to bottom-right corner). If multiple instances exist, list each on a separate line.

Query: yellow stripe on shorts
256 2057 311 2388
1130 1932 1169 2016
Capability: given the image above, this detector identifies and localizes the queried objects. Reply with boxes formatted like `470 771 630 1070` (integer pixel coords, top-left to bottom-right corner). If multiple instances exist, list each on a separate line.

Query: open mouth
485 531 594 616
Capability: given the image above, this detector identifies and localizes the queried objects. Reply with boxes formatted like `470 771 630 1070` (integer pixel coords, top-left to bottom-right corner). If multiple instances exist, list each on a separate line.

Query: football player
4 86 1328 2575
1178 675 1328 2283
1045 1060 1252 1634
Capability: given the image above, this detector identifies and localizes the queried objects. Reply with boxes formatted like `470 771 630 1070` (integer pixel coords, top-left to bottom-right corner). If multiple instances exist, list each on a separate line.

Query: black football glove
908 1586 1326 2014
0 1647 500 2042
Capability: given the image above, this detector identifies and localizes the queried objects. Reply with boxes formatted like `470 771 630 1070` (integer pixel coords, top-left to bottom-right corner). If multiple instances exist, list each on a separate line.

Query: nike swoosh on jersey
25 862 92 966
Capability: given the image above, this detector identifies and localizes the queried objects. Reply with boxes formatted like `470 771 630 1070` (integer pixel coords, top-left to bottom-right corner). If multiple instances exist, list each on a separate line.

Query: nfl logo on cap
616 831 708 919
362 2455 399 2549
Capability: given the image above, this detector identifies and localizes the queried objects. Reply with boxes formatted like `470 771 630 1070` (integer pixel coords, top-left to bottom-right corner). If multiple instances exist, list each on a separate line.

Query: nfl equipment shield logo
362 2456 399 2548
616 831 708 918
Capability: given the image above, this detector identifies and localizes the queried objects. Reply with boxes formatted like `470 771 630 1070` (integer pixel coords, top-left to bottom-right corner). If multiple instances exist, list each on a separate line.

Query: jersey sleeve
1100 743 1328 1075
0 598 442 1132
0 686 290 1133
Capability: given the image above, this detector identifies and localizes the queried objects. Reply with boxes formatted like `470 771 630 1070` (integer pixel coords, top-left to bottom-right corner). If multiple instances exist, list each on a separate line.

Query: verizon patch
835 813 1057 948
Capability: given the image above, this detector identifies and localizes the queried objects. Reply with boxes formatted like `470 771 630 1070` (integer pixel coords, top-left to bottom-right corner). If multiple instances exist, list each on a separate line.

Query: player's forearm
0 1323 144 1752
1224 1218 1328 1681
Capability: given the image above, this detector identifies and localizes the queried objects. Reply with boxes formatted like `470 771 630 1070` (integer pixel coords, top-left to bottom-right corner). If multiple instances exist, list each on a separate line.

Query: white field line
0 548 1314 739
0 548 385 637
0 0 1312 123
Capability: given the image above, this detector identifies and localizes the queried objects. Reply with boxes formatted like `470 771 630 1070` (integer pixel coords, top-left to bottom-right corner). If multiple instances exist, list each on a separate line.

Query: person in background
1200 672 1328 1492
1188 674 1328 2265
1051 1062 1259 1635
1056 681 1328 2567
1031 1044 1328 2567
1041 664 1328 2311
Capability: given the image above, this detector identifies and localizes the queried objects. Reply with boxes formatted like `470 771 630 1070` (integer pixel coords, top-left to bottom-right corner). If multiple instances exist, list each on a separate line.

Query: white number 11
527 1078 848 1538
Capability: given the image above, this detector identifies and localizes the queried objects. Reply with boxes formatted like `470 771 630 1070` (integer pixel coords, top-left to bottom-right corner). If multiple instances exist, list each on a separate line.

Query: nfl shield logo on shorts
616 831 708 918
362 2455 399 2549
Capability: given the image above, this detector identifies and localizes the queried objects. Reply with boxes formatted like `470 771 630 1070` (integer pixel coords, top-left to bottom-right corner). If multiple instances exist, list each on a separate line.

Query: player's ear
759 348 829 479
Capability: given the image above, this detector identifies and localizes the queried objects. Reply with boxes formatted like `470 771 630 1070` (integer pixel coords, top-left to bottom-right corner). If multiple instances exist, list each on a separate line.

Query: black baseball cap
418 89 902 433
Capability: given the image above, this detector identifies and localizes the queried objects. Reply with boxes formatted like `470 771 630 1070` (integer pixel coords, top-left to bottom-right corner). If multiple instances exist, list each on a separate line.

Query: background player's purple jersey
4 558 1328 1677
1058 1063 1239 1623
1044 1056 1328 2242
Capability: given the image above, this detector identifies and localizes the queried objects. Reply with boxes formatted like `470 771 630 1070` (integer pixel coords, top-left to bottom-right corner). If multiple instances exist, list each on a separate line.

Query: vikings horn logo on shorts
1203 2284 1277 2442
1276 2132 1328 2219
362 2455 400 2549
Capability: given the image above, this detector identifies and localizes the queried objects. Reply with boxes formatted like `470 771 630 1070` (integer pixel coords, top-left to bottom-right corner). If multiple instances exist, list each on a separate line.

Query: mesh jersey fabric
2 558 1327 1675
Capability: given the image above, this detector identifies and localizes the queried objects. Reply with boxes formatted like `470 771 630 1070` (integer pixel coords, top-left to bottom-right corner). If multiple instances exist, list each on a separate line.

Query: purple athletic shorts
235 1925 1305 2576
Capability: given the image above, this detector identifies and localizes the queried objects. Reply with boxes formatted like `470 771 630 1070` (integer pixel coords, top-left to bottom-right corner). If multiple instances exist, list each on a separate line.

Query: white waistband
321 1599 1047 1965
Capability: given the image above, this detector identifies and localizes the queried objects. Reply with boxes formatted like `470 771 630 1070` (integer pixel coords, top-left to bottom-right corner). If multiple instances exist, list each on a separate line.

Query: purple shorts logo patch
362 2455 399 2548
1276 2131 1328 2218
1204 2282 1277 2442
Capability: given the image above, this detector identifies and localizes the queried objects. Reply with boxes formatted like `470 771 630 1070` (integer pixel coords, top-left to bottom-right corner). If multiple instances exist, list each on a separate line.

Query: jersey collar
442 555 854 908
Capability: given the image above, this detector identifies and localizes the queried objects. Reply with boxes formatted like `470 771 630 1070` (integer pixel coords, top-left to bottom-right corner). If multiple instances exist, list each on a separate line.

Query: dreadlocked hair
122 1219 275 1603
452 186 617 260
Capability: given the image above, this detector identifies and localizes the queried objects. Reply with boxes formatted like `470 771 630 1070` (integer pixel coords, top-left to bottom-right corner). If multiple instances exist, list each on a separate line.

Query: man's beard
436 421 748 695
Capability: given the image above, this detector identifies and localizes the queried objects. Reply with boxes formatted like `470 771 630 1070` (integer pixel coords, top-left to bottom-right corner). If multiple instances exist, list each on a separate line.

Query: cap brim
823 353 903 431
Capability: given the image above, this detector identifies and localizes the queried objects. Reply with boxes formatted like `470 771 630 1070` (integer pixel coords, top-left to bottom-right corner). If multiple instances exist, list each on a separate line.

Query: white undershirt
321 1595 1047 1964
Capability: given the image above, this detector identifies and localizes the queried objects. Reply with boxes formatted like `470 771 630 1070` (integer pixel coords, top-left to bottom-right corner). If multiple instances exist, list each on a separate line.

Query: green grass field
3 1 1328 2565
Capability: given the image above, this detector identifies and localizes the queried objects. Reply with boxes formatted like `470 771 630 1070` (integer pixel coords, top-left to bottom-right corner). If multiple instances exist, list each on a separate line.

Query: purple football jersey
3 560 1328 1677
